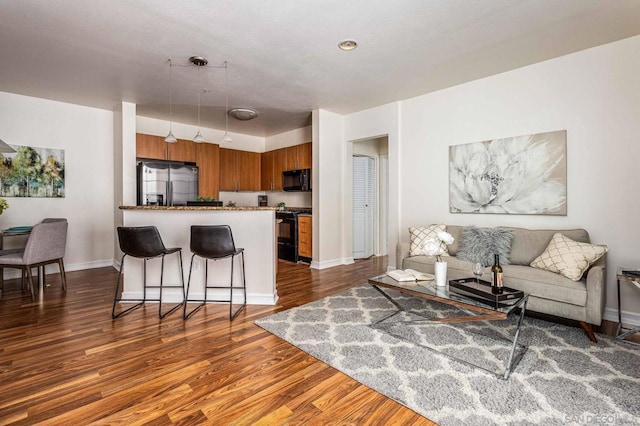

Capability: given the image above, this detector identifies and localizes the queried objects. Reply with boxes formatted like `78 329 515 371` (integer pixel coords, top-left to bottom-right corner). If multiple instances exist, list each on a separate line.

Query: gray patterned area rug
255 285 640 426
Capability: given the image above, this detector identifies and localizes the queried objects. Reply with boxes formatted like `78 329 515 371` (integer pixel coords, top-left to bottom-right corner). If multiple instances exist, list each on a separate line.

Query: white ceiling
1 0 639 137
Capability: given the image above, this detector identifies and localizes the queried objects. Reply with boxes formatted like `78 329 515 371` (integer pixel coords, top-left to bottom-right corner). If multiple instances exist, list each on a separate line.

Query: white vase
435 261 448 287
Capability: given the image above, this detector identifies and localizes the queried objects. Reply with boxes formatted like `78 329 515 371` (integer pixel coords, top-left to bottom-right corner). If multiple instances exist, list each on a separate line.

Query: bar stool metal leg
158 251 185 319
184 252 247 320
183 254 205 319
112 251 185 320
183 224 247 321
230 251 247 320
112 254 144 319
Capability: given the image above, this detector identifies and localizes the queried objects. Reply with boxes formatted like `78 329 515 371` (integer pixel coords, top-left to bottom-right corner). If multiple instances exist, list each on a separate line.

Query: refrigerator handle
167 180 173 206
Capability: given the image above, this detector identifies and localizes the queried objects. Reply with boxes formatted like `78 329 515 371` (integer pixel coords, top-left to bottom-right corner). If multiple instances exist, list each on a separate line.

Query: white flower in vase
421 231 455 262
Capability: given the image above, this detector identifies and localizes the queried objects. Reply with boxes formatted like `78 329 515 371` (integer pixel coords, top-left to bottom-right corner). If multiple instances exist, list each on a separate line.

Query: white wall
312 109 347 268
396 36 640 324
0 91 115 272
136 116 265 152
344 103 401 267
265 126 312 151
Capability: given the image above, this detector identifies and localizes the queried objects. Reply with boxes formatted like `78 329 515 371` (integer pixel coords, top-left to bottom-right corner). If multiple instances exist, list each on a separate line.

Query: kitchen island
119 206 278 306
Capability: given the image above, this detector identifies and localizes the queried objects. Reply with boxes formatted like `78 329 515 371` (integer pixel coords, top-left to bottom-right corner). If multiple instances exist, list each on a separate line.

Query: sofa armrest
584 256 607 325
396 242 410 270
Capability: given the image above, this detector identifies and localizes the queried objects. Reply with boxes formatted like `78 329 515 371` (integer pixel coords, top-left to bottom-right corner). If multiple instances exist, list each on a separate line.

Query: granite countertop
120 206 277 211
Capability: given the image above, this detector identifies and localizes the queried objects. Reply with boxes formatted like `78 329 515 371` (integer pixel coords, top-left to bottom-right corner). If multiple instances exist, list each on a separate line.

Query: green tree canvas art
0 145 65 198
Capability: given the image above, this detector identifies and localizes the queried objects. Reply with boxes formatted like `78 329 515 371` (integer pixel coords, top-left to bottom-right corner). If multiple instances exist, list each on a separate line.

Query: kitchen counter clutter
120 206 278 306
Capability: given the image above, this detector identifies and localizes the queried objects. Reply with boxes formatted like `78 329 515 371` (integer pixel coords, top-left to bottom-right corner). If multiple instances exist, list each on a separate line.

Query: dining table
0 226 32 249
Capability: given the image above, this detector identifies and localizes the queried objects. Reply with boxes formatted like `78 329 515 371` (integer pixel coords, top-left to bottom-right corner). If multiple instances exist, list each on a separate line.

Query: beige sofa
396 225 607 341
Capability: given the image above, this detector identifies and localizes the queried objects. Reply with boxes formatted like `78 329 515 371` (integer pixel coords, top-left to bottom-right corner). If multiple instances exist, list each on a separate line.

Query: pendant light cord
197 66 201 131
225 61 229 134
168 59 173 131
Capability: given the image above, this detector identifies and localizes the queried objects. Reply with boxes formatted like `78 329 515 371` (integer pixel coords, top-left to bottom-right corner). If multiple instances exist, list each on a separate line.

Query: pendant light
191 56 208 143
164 59 177 143
221 61 233 143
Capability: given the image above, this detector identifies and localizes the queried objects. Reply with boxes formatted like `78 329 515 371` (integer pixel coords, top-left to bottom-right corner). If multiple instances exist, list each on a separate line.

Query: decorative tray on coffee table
449 278 525 308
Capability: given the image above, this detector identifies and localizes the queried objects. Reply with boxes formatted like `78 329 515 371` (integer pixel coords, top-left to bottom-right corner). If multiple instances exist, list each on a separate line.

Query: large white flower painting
449 130 567 215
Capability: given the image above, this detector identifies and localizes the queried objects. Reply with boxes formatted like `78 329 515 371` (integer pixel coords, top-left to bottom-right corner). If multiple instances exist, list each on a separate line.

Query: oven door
277 215 296 245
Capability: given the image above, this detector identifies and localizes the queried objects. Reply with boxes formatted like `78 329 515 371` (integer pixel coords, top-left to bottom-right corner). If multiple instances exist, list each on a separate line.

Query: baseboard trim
604 307 640 327
120 290 277 306
1 259 114 279
310 257 354 270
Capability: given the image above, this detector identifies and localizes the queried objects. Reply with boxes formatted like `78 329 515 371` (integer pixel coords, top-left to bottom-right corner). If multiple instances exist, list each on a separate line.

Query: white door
353 156 375 259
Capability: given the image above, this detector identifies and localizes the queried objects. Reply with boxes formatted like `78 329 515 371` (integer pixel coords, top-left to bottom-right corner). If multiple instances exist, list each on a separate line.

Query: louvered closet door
353 156 375 259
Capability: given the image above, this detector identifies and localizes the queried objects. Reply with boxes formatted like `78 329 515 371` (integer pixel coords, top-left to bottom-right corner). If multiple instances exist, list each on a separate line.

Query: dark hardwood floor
0 258 435 425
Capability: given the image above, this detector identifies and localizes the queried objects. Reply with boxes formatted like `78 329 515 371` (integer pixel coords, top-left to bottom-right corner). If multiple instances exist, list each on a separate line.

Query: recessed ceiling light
228 108 258 120
338 39 358 51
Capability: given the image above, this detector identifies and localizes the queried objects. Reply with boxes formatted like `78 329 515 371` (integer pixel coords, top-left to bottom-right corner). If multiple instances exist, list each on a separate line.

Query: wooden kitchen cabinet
272 149 288 189
298 215 312 259
219 148 261 191
219 148 237 191
261 150 275 191
284 142 312 171
261 148 287 191
136 133 166 159
237 150 261 190
261 142 311 190
170 139 196 162
136 133 196 162
196 142 220 199
296 142 312 169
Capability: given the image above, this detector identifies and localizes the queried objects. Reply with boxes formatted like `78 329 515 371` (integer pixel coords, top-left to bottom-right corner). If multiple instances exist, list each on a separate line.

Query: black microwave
283 169 311 192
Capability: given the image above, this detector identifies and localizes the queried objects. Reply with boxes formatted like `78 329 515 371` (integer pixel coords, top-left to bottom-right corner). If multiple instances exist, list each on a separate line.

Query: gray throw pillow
457 226 514 266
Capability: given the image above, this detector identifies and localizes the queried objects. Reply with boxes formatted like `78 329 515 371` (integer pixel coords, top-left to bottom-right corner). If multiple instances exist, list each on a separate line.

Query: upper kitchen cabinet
196 142 220 199
170 138 196 162
262 148 288 191
261 143 312 190
136 133 166 159
219 148 261 191
296 142 312 169
261 150 275 191
136 133 196 162
285 142 312 171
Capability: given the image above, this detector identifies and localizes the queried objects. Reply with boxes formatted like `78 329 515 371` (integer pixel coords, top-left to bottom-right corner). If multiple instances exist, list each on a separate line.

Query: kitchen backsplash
218 191 312 208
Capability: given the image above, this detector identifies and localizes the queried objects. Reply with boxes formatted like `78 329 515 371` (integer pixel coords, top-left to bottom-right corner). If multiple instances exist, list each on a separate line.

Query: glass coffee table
368 274 529 379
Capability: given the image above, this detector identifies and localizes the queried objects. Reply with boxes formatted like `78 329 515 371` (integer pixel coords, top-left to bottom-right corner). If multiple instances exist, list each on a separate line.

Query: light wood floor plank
0 256 436 424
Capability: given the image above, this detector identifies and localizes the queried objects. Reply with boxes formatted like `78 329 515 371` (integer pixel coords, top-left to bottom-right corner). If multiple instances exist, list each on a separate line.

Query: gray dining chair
0 220 68 301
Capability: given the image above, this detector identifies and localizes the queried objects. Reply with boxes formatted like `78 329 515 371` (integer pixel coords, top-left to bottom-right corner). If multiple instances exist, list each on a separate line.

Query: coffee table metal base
370 284 528 380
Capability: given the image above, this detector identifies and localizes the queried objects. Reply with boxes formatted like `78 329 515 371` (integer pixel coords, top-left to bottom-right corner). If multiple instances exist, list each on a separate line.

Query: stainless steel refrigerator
137 161 199 206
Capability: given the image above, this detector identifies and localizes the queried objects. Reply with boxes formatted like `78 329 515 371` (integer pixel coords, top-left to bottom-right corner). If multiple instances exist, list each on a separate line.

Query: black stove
278 208 312 214
276 208 311 262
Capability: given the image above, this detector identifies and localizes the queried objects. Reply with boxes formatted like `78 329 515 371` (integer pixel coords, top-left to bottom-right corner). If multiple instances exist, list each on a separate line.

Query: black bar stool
183 225 246 320
112 226 185 319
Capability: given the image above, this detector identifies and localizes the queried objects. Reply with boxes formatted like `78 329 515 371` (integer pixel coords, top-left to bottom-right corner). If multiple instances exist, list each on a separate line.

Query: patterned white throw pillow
409 224 448 256
530 233 608 281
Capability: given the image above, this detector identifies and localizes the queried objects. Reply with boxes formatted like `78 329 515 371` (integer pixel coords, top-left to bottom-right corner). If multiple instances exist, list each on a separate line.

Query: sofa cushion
499 227 590 265
502 264 588 306
457 226 514 266
402 255 472 279
530 233 608 281
445 225 464 255
409 224 448 256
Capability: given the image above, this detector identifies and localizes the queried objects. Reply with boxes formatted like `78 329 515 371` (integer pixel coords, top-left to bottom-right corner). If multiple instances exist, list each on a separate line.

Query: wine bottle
491 254 504 294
